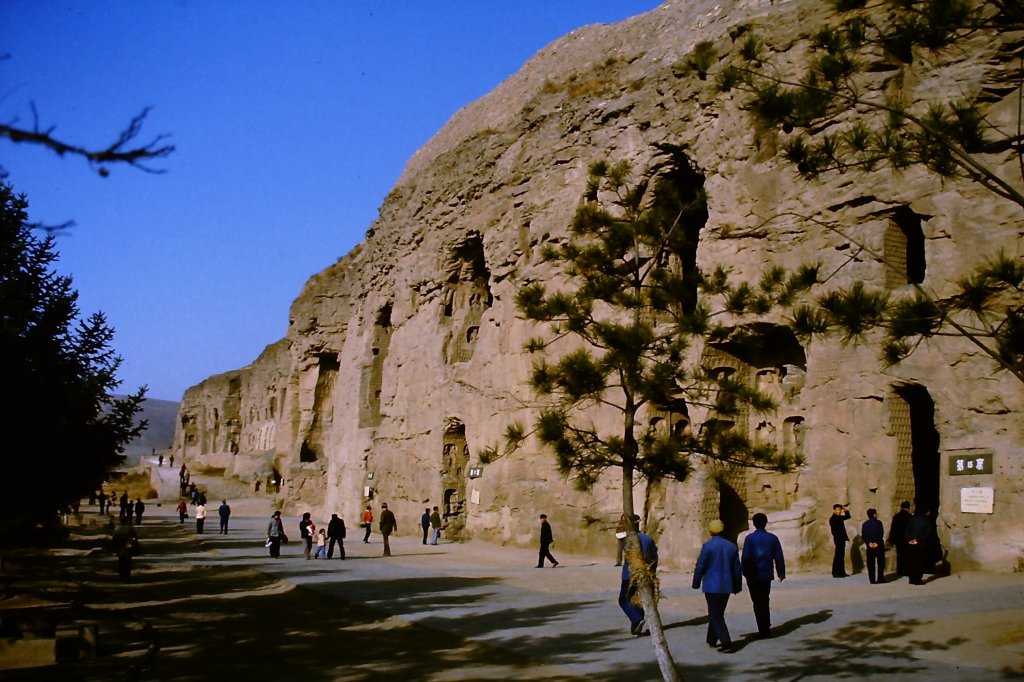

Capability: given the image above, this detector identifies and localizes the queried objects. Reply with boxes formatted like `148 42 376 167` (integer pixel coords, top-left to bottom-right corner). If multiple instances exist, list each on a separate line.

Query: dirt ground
1 504 1022 681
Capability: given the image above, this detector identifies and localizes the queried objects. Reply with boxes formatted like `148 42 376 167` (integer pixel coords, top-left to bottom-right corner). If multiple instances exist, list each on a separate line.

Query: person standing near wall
829 503 851 578
862 508 886 584
888 501 912 578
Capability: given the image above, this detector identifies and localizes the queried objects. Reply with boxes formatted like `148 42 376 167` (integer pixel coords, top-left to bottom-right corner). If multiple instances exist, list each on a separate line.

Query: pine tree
484 148 814 681
703 0 1023 382
0 182 145 532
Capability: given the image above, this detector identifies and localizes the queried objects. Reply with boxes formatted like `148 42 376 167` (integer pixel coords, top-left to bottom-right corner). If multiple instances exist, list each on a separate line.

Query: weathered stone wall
171 0 1023 572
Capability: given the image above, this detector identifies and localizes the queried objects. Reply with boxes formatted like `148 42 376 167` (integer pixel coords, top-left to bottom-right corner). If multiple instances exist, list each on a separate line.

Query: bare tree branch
0 105 174 177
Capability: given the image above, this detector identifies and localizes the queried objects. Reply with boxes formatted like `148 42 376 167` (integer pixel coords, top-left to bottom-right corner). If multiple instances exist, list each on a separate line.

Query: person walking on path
133 499 145 525
693 519 742 653
195 502 207 534
218 500 231 534
421 508 431 545
361 505 374 543
327 513 346 559
618 514 657 636
862 508 886 584
830 503 851 577
98 491 108 515
905 507 934 585
176 499 188 523
741 512 785 638
109 516 139 583
888 501 912 578
429 506 442 545
536 514 559 568
300 512 315 560
267 510 284 558
379 503 398 556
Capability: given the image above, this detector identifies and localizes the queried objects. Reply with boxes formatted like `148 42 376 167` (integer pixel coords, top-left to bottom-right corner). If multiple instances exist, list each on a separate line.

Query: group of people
266 505 384 560
94 489 148 525
544 499 944 653
267 502 454 560
607 513 780 652
831 500 943 585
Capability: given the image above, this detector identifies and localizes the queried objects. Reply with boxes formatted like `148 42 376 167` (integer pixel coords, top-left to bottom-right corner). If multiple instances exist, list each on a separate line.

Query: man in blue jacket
741 513 785 638
618 514 658 636
861 508 885 584
693 519 742 653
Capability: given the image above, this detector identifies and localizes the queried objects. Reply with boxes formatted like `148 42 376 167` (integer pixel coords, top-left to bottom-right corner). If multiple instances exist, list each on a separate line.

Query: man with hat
692 519 742 653
536 514 559 568
618 514 658 636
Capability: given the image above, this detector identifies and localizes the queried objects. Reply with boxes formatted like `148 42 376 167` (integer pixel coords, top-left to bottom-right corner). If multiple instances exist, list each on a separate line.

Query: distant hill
120 397 179 465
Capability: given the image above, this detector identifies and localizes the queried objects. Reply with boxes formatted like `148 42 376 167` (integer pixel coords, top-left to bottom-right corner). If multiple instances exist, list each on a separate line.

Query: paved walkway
2 511 1023 681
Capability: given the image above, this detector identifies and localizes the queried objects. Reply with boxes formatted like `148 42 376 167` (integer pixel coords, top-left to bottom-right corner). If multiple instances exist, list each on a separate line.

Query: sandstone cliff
172 0 1023 571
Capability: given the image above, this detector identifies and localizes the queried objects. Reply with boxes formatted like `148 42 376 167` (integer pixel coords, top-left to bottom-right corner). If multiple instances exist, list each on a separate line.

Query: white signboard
471 489 481 505
960 487 994 514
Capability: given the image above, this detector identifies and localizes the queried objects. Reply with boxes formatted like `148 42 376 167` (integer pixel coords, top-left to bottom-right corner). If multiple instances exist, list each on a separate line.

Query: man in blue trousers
618 514 658 636
693 519 742 653
741 513 785 638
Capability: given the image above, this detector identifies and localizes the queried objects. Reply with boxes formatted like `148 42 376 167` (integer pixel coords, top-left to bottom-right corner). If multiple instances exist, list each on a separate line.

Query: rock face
172 0 1023 571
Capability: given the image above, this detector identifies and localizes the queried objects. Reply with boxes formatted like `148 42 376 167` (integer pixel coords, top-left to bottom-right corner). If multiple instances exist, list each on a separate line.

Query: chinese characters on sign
468 467 483 479
948 451 993 476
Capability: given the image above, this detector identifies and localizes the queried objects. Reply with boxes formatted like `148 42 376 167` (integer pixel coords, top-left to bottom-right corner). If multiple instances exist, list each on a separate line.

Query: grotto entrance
441 419 470 539
890 383 941 514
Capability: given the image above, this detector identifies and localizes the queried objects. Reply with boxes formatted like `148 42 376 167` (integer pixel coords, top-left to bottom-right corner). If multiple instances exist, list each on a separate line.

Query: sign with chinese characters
960 487 994 514
948 450 993 476
468 466 483 479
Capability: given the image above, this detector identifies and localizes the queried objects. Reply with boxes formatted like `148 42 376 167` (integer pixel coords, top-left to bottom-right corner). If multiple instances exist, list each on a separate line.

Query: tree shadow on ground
0 522 602 681
757 613 970 680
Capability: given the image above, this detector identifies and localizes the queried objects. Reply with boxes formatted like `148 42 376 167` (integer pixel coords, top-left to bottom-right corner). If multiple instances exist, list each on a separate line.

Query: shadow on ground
0 520 755 682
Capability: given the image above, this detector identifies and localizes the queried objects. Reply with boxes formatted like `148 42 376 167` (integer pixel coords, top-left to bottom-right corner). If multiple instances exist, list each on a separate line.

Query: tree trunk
621 468 683 682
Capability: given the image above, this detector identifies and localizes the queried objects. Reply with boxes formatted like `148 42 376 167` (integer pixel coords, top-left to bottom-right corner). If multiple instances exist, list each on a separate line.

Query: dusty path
1 510 1022 681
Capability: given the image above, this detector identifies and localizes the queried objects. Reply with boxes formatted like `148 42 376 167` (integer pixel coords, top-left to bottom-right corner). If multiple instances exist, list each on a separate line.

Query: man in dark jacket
327 513 346 559
379 503 398 557
420 508 431 545
218 500 231 534
829 503 851 577
693 519 742 653
862 508 886 584
536 514 559 568
888 501 913 577
905 508 934 585
741 513 785 638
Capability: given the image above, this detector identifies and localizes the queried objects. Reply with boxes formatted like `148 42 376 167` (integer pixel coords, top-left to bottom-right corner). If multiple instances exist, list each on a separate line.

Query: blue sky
2 1 661 401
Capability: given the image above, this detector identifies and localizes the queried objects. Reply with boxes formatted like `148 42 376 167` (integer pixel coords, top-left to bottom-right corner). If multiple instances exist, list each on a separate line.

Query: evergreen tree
484 148 814 681
0 182 145 531
701 0 1023 382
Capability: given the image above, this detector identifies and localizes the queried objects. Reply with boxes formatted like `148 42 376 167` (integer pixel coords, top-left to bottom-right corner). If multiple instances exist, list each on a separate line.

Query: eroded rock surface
172 0 1023 571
